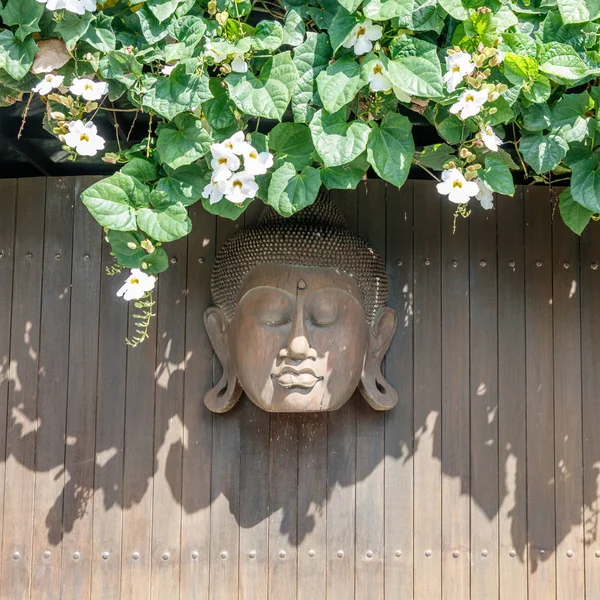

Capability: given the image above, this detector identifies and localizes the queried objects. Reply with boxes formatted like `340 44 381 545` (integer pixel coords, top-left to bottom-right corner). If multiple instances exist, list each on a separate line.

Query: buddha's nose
279 304 317 360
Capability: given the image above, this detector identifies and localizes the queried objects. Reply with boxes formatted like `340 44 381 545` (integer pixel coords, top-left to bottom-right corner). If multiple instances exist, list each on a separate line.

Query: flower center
218 157 228 165
84 83 93 90
452 65 461 73
79 134 90 142
130 278 139 285
233 180 243 189
465 93 475 103
373 64 383 75
357 27 366 36
452 181 463 189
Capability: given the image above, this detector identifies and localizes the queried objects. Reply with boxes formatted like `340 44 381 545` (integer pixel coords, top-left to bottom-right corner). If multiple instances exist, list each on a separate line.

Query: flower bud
489 91 499 102
127 242 137 250
50 111 66 120
443 161 457 170
142 262 149 270
488 107 498 115
141 240 155 254
207 0 217 14
373 42 381 52
459 148 472 159
219 63 232 74
216 11 228 25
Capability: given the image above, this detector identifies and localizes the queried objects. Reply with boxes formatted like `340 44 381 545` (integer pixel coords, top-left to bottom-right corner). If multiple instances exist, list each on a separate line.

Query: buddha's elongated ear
203 306 243 413
359 306 398 411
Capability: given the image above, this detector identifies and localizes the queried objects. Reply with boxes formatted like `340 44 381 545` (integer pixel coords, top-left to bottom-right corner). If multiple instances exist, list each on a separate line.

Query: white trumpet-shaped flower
480 125 503 152
443 51 475 93
205 42 228 63
342 19 383 56
161 63 177 76
202 176 227 205
37 0 96 14
231 54 248 73
223 171 258 204
64 120 105 156
69 78 108 101
475 178 494 210
436 168 479 204
243 147 274 176
222 131 252 155
449 89 488 120
210 145 241 181
32 74 64 95
117 269 156 302
368 60 392 92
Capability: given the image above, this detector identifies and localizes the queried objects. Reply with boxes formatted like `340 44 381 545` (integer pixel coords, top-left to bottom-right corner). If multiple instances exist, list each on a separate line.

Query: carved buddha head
204 193 397 413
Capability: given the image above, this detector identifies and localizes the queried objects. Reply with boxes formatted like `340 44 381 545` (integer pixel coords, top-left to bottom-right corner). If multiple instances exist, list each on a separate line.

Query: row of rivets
396 259 600 269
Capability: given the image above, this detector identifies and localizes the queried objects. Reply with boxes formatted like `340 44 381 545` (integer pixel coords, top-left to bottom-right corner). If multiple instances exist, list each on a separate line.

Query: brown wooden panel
151 236 187 600
524 186 556 600
355 180 385 600
1 178 46 600
180 203 216 600
209 215 244 599
90 235 128 600
30 178 75 599
581 220 600 600
497 189 528 600
326 190 357 600
0 179 17 592
469 202 499 599
440 198 470 600
552 198 585 600
268 414 299 600
384 181 414 598
297 413 327 600
60 176 103 600
412 180 442 600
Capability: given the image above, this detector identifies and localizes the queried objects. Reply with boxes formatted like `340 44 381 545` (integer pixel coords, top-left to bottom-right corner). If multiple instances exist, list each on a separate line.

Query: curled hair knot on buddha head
204 191 398 414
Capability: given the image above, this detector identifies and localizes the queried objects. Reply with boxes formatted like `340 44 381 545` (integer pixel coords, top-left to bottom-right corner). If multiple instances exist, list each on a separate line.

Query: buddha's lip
272 367 322 389
273 365 318 377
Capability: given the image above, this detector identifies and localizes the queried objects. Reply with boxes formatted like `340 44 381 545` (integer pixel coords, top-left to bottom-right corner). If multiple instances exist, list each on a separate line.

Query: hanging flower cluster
36 0 96 14
202 132 274 205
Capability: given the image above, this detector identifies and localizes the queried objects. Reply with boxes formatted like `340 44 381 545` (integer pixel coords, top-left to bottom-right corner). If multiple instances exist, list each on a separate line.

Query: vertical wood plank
268 414 298 600
180 203 216 600
0 179 17 592
60 176 102 600
469 202 499 600
297 413 327 600
326 190 357 600
440 198 470 600
30 178 75 599
1 178 45 600
90 236 128 600
209 216 244 600
497 189 528 600
524 186 556 600
150 236 187 600
552 195 585 600
412 180 442 600
355 181 385 600
384 181 414 598
581 220 600 600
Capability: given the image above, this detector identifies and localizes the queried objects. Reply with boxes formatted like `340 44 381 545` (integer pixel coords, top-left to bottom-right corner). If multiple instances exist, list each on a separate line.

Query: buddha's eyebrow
238 285 296 303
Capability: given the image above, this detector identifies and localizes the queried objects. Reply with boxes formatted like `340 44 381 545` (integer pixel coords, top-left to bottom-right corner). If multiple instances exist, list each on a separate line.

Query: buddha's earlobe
359 306 398 411
203 306 243 413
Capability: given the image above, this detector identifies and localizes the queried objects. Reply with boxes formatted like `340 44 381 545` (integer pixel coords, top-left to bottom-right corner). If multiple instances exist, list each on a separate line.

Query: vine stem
146 113 153 158
414 161 441 183
17 93 33 139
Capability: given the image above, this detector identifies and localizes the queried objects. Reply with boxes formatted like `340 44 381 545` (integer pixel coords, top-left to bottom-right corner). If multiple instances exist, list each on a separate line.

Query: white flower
161 64 177 76
449 89 488 120
230 54 248 73
69 78 109 101
37 0 96 14
64 120 105 156
223 171 258 204
342 19 383 56
368 60 392 92
32 74 64 95
222 131 252 155
443 51 475 93
210 144 241 181
475 179 494 210
243 147 273 176
480 125 503 151
202 176 228 205
205 42 228 63
393 86 411 103
117 269 156 302
436 168 479 204
495 49 505 64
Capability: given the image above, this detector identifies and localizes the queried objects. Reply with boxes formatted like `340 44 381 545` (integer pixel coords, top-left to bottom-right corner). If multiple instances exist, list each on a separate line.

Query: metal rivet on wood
396 259 403 266
308 549 316 558
394 550 402 557
43 551 51 559
132 552 140 560
563 261 570 269
567 550 574 558
191 551 199 560
451 259 458 267
12 552 20 560
102 552 109 560
55 253 61 260
83 254 90 261
170 257 177 264
592 263 598 271
279 550 286 559
509 260 516 268
424 258 431 266
425 550 432 557
536 260 543 267
480 260 487 267
220 551 228 560
198 257 205 264
366 550 373 559
595 550 600 558
453 551 459 558
73 552 80 560
509 550 516 558
25 252 32 260
162 552 170 561
248 551 256 559
539 549 545 556
481 550 488 558
336 550 344 559
0 250 3 258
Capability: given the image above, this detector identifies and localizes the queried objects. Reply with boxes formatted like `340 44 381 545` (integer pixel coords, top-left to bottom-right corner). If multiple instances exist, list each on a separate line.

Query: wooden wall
0 177 599 599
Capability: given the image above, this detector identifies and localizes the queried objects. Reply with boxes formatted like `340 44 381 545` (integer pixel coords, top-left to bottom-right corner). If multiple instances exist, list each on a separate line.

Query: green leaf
203 80 237 132
328 7 361 54
99 51 143 89
292 32 332 123
381 36 443 99
147 0 183 22
80 173 149 232
136 203 192 242
438 0 469 20
366 113 414 188
81 13 116 53
316 57 367 114
142 66 212 120
337 0 362 12
480 154 515 196
136 6 170 44
519 132 569 174
559 188 593 235
310 108 371 168
107 230 168 274
500 32 537 57
167 15 207 45
121 158 157 184
504 53 538 86
520 103 552 131
320 153 369 189
282 9 305 46
252 20 284 51
0 30 37 80
269 122 315 170
416 143 456 170
0 0 44 41
549 91 592 143
156 163 207 207
156 114 213 170
363 0 413 20
558 0 600 24
522 75 551 105
53 11 93 50
227 51 298 120
266 162 322 217
537 42 589 84
571 155 600 212
201 196 253 219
